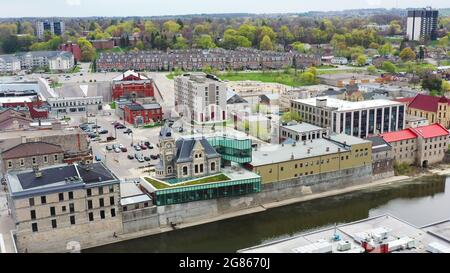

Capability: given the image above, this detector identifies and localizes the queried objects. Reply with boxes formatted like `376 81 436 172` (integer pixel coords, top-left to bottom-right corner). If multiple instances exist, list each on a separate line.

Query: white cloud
366 0 382 6
66 0 81 6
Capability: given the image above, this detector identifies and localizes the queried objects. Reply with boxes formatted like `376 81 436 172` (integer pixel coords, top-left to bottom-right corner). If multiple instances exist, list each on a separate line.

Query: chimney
33 167 42 178
307 148 311 154
21 136 27 144
291 153 294 160
326 147 330 152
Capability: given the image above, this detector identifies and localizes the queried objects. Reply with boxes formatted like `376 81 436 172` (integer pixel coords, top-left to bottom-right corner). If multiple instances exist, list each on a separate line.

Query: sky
0 0 449 17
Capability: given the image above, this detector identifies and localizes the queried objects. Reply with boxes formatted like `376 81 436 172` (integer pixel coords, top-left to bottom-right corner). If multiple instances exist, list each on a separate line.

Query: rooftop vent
293 142 296 147
326 147 330 152
291 153 294 160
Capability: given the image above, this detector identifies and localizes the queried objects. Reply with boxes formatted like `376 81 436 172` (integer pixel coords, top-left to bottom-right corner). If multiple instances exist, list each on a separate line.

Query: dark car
127 154 134 160
144 141 154 149
150 154 159 160
121 147 128 152
124 129 133 134
106 136 116 141
92 125 101 129
99 129 108 134
116 125 126 129
106 145 113 151
144 156 151 161
88 133 97 139
140 144 147 150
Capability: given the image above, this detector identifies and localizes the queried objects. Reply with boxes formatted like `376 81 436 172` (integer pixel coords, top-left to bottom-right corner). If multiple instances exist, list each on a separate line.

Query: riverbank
83 174 417 251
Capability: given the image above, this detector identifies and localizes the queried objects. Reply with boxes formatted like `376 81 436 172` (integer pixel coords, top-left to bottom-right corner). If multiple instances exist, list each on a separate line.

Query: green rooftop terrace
145 173 231 190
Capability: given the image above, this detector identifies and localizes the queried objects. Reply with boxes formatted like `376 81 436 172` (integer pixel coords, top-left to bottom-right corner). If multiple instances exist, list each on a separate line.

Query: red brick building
59 42 82 62
112 70 155 100
123 102 163 125
90 39 115 50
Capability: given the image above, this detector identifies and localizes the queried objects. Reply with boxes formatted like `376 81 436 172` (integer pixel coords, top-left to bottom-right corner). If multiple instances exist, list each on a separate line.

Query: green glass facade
155 177 261 206
207 137 252 164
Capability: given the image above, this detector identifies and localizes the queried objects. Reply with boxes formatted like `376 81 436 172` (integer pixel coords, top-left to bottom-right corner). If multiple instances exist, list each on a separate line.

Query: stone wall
122 206 159 233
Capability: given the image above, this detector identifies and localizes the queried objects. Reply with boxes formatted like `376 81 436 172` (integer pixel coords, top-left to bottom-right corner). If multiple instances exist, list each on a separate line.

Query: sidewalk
0 190 16 253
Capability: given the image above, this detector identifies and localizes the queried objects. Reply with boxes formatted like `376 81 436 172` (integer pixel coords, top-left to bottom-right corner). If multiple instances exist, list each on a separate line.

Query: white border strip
0 233 6 253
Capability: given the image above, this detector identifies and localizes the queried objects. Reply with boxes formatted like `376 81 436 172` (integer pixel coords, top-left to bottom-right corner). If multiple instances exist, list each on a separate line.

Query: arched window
183 166 188 175
211 162 216 172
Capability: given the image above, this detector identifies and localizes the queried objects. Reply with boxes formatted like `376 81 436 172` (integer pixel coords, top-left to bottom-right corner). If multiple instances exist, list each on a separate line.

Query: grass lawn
218 71 313 87
395 62 437 73
316 65 338 69
145 173 231 190
49 82 63 88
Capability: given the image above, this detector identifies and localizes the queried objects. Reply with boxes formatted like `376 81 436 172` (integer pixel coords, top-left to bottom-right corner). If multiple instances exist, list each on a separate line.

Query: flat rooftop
250 138 348 167
327 133 371 146
239 214 450 253
292 96 402 111
281 122 325 133
317 73 378 81
0 126 83 141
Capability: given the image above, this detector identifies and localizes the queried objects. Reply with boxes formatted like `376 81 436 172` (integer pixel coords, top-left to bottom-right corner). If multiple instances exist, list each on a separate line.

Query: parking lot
68 112 162 179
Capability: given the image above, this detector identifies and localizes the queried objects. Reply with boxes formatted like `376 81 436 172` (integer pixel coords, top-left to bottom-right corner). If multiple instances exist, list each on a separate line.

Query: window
280 167 284 171
32 223 38 232
20 159 24 166
62 206 66 212
99 198 104 207
123 206 128 212
7 161 12 169
41 196 46 204
32 157 37 165
100 210 105 219
183 166 188 175
87 189 91 197
69 203 75 213
88 212 94 222
30 210 36 220
98 187 103 195
29 198 35 207
109 185 114 193
111 208 116 217
43 155 48 163
88 200 93 210
59 193 64 201
110 196 115 206
51 219 57 229
68 192 74 200
50 207 56 216
70 215 76 225
211 162 216 172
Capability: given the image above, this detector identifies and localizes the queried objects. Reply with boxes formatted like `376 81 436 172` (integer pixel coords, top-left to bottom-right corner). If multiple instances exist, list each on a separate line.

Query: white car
114 147 121 153
119 144 124 149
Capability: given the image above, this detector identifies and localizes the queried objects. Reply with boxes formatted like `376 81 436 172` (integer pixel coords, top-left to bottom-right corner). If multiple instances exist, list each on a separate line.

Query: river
84 175 450 253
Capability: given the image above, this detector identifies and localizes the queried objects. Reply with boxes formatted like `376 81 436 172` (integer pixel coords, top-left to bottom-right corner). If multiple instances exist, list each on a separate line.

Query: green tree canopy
381 61 397 73
195 34 216 49
399 47 416 62
77 37 96 62
259 35 273 51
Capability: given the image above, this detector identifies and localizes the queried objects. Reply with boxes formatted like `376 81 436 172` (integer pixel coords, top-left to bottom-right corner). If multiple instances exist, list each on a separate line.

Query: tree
259 35 273 51
136 41 145 50
422 74 442 92
356 55 367 66
258 26 276 43
379 43 393 56
279 25 294 46
173 36 188 49
281 111 302 123
388 20 401 35
238 24 257 44
195 34 216 49
221 29 251 49
367 65 377 74
144 21 156 34
300 72 317 85
292 41 308 53
381 61 397 73
163 20 181 33
442 81 450 93
77 38 96 62
399 47 416 62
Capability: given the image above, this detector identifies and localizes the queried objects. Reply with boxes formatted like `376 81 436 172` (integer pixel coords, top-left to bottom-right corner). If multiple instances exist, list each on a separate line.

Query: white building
16 51 74 72
174 72 227 124
0 55 21 74
291 96 406 138
331 57 348 65
36 21 65 40
47 96 103 114
407 8 439 41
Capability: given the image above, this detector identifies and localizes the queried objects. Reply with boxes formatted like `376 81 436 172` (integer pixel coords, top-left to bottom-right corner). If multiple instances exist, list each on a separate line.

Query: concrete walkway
0 190 16 253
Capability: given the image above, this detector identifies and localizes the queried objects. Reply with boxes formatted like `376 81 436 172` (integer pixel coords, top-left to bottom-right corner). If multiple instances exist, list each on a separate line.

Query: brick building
404 94 450 128
123 102 163 125
59 43 82 62
90 39 115 50
111 70 154 100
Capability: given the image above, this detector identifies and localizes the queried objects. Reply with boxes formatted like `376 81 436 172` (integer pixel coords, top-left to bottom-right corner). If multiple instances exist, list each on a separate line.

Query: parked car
106 145 113 151
144 141 154 149
88 133 97 139
150 154 159 160
134 145 141 151
127 154 134 160
144 156 151 161
124 129 133 134
134 153 142 159
137 156 145 163
112 144 119 149
140 144 147 150
92 125 101 129
114 147 121 153
121 147 128 152
116 125 126 129
99 129 108 134
95 155 101 161
106 136 116 142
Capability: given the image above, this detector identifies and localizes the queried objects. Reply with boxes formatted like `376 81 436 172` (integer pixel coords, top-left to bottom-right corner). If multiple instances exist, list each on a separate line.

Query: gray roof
366 136 392 152
281 122 325 134
126 103 144 111
15 51 73 59
159 125 173 140
327 133 371 146
141 103 162 110
7 163 119 198
175 138 220 163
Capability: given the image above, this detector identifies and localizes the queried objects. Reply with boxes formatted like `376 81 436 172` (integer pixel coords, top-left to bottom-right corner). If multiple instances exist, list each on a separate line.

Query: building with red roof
380 123 449 167
406 94 450 128
111 70 155 100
